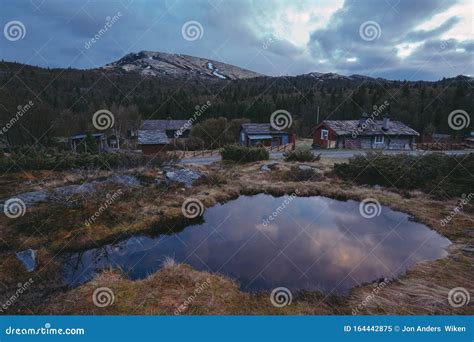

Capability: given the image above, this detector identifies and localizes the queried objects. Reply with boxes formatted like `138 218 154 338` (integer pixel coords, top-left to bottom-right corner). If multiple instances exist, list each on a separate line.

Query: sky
0 0 473 80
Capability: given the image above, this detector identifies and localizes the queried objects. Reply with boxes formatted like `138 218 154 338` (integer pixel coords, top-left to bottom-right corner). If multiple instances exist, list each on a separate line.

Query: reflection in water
62 194 451 294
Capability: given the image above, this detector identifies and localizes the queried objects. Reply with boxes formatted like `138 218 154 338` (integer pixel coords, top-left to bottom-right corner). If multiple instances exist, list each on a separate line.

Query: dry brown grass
0 248 62 314
0 160 472 315
348 245 473 315
39 263 339 315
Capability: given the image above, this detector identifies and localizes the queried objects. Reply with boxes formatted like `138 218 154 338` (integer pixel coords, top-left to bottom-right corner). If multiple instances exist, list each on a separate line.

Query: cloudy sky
1 0 472 80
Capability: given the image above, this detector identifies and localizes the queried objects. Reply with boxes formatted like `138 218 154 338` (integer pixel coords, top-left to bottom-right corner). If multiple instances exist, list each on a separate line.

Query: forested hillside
0 60 472 146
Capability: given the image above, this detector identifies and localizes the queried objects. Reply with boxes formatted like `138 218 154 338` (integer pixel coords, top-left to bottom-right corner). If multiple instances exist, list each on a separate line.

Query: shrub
284 145 320 162
334 152 474 196
220 145 269 163
169 136 205 151
285 165 322 181
0 148 179 172
194 170 228 186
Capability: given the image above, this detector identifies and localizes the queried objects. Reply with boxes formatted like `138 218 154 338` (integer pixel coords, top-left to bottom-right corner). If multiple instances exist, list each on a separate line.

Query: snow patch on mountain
103 51 262 80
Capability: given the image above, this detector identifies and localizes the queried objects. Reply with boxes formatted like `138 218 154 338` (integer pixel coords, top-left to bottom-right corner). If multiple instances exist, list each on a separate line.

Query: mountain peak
102 51 262 80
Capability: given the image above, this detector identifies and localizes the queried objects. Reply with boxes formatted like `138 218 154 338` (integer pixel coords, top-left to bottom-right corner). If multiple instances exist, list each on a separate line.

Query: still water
62 194 451 294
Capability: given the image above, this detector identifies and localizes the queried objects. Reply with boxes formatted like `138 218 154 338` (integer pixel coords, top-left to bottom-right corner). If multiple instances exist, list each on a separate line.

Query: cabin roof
138 130 169 145
432 133 452 139
70 133 104 140
140 120 190 131
320 120 419 136
241 123 287 135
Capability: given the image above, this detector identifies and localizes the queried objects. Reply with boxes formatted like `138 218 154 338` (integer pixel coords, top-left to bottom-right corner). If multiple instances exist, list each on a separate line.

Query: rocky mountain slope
302 71 473 84
102 51 262 80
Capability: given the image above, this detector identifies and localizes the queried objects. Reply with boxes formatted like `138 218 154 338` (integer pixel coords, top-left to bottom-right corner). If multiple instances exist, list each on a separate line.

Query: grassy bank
0 157 472 315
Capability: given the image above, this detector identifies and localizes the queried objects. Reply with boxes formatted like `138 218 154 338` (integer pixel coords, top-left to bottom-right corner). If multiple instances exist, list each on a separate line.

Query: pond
62 194 451 294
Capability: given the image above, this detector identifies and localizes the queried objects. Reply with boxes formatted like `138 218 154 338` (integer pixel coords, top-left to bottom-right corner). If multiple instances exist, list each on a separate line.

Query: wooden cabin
313 115 419 150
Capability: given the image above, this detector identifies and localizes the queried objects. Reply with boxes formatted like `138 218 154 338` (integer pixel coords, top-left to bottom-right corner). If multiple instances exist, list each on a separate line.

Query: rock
462 245 474 254
298 164 313 171
164 167 204 187
261 162 279 172
52 182 97 198
106 175 140 187
16 249 37 272
5 175 141 208
298 164 323 175
289 164 323 181
11 190 49 207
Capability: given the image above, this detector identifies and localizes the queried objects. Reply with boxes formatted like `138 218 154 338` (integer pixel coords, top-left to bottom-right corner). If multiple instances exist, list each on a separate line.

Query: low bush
220 145 269 163
285 165 322 181
194 170 228 186
169 137 205 151
0 148 179 172
284 145 320 162
334 152 474 196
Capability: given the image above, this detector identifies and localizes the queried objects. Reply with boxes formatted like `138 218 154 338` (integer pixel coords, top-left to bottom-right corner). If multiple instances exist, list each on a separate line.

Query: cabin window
374 135 385 144
321 129 329 140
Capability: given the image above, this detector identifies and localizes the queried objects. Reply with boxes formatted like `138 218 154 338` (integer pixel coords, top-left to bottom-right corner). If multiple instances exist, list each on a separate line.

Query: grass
0 157 472 315
348 245 473 315
38 263 339 315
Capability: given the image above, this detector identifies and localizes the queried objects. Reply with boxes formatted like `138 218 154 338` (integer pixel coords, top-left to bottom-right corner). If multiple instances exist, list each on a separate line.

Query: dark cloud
0 0 471 80
403 17 460 42
307 0 473 79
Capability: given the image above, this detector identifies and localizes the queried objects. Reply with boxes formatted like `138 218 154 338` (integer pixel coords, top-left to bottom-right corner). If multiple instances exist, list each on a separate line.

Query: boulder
106 175 141 187
4 175 141 208
16 249 37 272
10 190 49 208
261 162 280 172
164 167 204 187
462 245 474 254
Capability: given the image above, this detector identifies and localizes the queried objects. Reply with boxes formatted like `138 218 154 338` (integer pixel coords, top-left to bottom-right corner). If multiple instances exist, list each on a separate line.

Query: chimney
358 112 369 127
382 115 390 131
